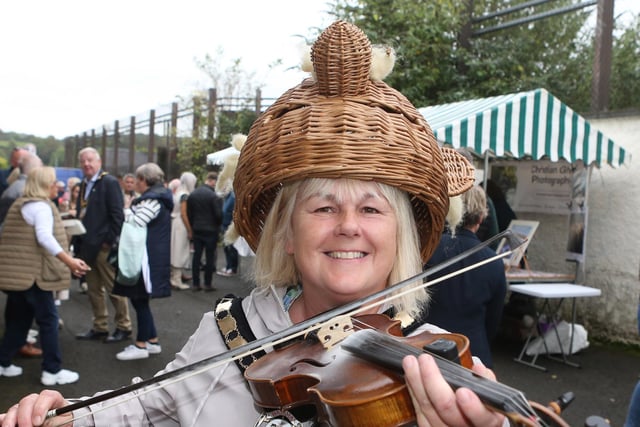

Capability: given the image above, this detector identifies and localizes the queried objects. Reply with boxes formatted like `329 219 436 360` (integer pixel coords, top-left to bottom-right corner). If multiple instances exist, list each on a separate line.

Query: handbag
116 219 147 286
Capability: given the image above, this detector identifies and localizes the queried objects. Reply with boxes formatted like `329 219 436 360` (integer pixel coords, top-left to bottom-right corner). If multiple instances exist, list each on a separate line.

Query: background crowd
0 141 245 386
0 138 602 372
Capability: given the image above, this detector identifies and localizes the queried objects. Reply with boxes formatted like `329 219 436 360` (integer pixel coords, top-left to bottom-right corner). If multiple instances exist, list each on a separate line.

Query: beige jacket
0 197 69 292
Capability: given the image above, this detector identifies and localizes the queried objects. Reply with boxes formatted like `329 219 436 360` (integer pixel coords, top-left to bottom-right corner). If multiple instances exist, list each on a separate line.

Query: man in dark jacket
74 147 132 343
186 172 222 291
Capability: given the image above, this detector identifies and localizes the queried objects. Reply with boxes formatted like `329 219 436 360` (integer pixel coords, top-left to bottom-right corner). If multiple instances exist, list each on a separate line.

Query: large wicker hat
234 21 474 262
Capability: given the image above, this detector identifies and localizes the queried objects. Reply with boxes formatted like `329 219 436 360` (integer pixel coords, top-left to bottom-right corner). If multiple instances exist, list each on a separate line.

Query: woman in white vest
0 166 90 386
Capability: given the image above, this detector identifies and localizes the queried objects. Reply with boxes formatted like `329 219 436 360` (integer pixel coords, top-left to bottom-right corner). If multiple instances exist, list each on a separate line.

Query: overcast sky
1 0 637 140
0 0 333 139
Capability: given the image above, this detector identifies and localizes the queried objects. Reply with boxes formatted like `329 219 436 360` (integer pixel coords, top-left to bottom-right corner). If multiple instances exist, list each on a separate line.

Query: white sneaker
0 364 23 377
116 344 149 361
146 342 162 355
41 369 79 385
27 329 38 344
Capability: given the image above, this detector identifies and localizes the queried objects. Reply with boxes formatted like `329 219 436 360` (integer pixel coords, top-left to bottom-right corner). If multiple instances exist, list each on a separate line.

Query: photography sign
490 160 573 215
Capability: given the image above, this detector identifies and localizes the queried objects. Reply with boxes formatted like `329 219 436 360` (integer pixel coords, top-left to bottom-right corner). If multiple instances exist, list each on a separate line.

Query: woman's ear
285 238 294 255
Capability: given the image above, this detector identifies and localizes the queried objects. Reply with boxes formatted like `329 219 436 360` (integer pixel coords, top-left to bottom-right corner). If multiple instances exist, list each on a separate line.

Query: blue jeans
0 284 62 373
130 297 157 343
191 231 218 288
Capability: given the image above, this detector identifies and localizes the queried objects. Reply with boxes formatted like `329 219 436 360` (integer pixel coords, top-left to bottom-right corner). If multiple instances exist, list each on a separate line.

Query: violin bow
46 229 524 421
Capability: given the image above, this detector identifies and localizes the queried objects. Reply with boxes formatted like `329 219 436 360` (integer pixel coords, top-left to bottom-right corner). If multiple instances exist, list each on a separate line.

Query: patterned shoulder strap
214 294 266 374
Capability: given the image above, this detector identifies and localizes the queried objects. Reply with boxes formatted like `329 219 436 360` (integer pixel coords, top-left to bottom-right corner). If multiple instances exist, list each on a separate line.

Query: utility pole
591 0 614 113
464 0 612 113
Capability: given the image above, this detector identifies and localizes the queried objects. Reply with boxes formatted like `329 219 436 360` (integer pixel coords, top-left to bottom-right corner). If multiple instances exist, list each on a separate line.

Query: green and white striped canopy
419 88 629 168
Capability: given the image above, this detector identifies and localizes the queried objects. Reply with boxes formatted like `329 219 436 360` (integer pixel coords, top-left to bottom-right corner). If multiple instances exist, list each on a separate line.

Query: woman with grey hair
170 171 197 290
112 162 174 361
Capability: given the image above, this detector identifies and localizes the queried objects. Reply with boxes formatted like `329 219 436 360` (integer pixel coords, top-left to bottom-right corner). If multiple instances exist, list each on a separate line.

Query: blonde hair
252 178 428 316
67 176 81 189
24 166 56 200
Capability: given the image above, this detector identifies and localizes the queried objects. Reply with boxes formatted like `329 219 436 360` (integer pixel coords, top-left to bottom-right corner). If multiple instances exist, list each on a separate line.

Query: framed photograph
496 220 539 267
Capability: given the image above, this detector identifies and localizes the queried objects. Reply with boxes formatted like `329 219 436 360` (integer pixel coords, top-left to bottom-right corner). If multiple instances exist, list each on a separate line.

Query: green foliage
175 106 258 181
330 0 640 113
176 49 262 181
0 130 66 167
610 15 640 110
332 0 466 105
217 110 258 145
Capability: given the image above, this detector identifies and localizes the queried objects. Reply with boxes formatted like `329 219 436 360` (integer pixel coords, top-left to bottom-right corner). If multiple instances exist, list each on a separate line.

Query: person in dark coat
113 163 173 361
486 179 517 232
420 186 507 368
186 172 222 291
74 147 132 343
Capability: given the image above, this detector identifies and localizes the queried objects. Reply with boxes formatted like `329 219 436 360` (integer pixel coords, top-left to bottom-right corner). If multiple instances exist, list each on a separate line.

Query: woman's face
48 179 59 199
71 185 80 200
135 176 148 194
286 180 397 312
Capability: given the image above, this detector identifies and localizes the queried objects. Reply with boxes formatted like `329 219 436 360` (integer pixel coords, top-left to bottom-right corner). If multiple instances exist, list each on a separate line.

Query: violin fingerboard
341 329 541 422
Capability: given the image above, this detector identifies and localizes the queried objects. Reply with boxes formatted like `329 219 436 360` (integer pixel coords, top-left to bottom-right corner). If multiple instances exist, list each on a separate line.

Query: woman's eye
312 205 334 213
362 206 380 214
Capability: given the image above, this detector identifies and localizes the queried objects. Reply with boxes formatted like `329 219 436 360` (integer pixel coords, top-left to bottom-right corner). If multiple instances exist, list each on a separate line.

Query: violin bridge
315 316 355 349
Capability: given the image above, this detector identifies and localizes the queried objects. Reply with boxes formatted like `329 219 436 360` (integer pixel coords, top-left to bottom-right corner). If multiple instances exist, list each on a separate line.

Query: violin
245 313 571 427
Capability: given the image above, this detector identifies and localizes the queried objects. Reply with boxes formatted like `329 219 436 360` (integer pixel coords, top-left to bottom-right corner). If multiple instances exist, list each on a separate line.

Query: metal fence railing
63 88 275 179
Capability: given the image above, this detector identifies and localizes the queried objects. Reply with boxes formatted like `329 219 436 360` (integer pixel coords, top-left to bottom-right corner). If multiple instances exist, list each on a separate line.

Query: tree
0 131 65 167
329 0 639 113
176 48 261 180
331 0 466 105
610 14 640 110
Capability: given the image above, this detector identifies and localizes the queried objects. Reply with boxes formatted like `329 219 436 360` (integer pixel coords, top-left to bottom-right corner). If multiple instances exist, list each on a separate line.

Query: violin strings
344 322 545 426
352 252 512 319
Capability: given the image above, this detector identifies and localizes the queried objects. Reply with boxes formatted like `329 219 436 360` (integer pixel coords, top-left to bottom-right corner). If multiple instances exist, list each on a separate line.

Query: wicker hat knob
312 20 371 97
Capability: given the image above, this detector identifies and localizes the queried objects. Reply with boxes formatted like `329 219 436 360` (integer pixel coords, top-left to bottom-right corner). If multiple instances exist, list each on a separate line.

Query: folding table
509 283 601 371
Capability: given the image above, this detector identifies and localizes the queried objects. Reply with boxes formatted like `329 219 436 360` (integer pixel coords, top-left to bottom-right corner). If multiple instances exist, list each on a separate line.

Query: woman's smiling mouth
326 251 366 259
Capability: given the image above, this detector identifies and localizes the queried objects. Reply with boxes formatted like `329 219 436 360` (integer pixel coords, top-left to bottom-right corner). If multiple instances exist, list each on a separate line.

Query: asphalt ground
0 253 638 426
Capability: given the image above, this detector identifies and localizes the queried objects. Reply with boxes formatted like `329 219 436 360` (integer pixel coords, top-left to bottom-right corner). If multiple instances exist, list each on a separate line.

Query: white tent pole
483 151 489 189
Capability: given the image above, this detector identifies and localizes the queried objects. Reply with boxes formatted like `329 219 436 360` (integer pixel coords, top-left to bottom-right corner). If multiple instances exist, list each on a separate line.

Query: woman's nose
336 210 360 236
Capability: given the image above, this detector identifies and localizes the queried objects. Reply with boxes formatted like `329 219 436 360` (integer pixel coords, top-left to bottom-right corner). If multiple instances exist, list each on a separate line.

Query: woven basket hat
234 21 474 262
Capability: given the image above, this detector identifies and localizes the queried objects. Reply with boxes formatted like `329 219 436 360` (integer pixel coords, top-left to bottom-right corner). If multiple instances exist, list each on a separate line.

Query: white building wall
515 114 640 344
584 115 640 343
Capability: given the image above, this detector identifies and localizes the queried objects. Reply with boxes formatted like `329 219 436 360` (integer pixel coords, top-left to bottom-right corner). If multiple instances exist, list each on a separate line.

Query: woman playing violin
0 21 506 427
